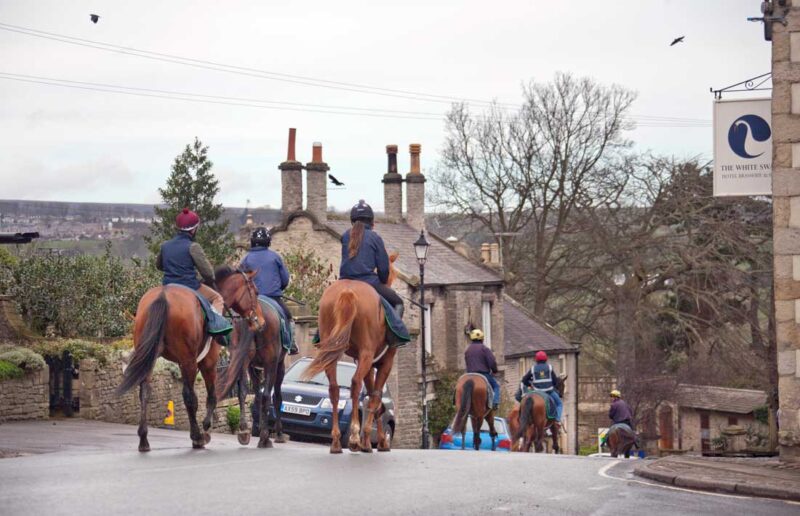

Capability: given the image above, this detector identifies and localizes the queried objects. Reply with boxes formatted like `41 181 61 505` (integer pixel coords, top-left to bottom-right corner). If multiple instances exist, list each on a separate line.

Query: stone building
249 129 578 451
769 0 800 461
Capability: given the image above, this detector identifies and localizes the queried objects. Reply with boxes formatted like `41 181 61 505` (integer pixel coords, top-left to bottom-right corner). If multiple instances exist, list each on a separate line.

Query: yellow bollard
164 400 175 426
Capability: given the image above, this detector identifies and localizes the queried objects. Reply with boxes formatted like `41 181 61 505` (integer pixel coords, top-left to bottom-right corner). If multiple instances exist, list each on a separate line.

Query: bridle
224 270 265 332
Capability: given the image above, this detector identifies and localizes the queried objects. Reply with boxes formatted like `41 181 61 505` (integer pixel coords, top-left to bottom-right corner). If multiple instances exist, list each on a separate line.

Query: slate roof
325 220 503 286
676 384 767 414
502 294 577 358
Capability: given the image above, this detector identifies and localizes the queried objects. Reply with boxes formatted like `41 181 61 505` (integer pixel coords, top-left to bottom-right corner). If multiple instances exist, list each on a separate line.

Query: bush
226 405 241 434
579 445 598 456
0 359 23 381
32 339 118 366
11 243 160 338
0 345 46 371
423 362 461 446
753 405 769 425
282 240 335 314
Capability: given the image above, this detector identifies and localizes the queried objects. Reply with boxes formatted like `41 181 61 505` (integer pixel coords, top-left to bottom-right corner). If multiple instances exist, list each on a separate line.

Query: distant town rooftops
502 294 577 357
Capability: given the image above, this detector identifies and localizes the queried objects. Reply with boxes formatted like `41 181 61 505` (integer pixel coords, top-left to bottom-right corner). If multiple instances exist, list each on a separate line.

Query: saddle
380 297 411 348
463 373 494 411
167 284 232 336
258 296 293 352
521 389 558 421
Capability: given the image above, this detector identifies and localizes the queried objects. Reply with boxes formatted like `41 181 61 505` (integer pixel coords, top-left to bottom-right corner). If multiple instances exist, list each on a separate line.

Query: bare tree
431 73 636 315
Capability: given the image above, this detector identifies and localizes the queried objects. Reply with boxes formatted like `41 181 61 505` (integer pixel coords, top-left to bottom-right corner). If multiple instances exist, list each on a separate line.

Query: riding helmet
350 199 374 223
535 350 548 362
250 226 271 248
176 207 200 231
469 328 484 341
610 389 621 398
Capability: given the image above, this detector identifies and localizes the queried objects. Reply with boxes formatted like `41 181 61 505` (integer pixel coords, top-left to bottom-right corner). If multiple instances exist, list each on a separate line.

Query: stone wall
771 0 800 461
578 375 617 449
79 358 230 434
0 367 49 423
678 407 767 455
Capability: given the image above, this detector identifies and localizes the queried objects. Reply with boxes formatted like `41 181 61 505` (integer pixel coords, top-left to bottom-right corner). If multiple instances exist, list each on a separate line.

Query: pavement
634 455 800 501
1 420 798 515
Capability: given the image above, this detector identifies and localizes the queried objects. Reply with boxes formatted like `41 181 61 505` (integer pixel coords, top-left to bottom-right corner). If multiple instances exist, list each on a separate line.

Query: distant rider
239 227 299 355
339 199 403 318
464 329 501 410
520 351 563 424
608 390 634 428
156 207 227 344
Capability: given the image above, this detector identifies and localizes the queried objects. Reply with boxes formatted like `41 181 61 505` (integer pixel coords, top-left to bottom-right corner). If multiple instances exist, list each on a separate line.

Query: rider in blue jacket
240 227 298 355
339 200 403 318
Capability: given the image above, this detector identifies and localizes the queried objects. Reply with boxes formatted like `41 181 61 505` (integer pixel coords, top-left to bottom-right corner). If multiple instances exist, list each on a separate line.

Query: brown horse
302 253 398 454
117 267 265 452
509 378 566 453
216 296 287 449
452 374 497 450
607 424 639 458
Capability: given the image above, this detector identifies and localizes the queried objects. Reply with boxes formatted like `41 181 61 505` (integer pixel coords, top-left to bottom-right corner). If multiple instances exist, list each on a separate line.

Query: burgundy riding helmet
176 208 200 231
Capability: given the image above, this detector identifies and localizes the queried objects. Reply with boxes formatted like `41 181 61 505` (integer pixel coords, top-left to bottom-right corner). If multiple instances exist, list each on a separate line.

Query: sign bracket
710 73 772 100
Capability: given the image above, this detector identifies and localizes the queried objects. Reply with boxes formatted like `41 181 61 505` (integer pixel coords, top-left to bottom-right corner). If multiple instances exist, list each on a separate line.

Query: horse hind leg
326 364 342 454
180 366 205 449
199 357 218 446
471 416 482 451
257 366 273 449
348 358 371 453
487 412 498 451
137 379 151 452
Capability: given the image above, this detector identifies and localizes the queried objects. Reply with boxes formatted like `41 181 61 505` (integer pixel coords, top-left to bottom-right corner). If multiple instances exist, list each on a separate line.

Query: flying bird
670 36 684 46
90 14 100 24
328 174 345 186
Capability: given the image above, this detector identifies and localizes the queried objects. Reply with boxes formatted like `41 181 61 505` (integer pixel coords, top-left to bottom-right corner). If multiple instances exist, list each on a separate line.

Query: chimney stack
306 142 329 222
279 128 303 218
480 243 491 263
405 143 426 230
382 145 403 222
489 243 501 266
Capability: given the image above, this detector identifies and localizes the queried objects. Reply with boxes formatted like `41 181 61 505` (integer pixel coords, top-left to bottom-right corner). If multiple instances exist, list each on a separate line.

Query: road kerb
633 466 676 485
672 476 738 494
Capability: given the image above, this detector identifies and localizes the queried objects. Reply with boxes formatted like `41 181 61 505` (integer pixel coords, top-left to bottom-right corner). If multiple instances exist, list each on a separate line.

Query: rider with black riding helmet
239 227 299 355
339 200 403 318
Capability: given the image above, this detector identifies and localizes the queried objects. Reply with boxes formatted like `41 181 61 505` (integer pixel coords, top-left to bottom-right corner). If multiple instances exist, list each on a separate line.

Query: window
727 416 738 426
482 301 492 349
424 303 432 355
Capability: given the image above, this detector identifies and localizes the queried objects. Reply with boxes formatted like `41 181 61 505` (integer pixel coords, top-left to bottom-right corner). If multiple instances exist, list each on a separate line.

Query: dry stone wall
0 367 49 423
79 358 230 434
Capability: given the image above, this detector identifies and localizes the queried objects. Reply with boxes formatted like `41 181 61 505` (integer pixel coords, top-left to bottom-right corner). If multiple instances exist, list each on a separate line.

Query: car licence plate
281 403 311 416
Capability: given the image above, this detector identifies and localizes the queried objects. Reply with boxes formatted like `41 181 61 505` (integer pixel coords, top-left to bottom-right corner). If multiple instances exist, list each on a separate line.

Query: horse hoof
377 446 391 452
192 442 206 449
348 441 360 453
237 432 251 446
257 439 273 449
330 447 343 454
274 433 289 444
138 445 150 453
361 442 373 453
203 432 211 444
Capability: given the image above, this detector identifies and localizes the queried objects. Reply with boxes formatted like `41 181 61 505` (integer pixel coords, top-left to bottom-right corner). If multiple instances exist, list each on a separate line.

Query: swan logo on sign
727 114 771 159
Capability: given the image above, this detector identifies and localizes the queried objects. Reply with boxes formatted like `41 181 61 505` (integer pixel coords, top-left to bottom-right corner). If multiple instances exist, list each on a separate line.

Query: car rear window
284 360 356 388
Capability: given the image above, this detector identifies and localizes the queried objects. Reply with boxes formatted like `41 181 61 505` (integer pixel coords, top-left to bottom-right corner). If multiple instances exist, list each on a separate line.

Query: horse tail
453 379 474 435
216 318 254 399
518 394 535 442
302 289 357 380
117 292 168 395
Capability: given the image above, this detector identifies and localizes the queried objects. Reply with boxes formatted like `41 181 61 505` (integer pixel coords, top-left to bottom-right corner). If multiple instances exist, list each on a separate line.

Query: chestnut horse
117 267 265 452
302 253 398 454
216 299 286 449
509 377 567 453
452 374 497 450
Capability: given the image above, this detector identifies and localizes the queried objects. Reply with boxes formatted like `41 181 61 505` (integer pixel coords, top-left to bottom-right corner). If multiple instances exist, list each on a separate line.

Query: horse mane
214 265 237 283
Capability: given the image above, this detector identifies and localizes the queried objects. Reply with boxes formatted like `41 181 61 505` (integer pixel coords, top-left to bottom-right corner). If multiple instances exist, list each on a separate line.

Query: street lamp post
413 229 431 449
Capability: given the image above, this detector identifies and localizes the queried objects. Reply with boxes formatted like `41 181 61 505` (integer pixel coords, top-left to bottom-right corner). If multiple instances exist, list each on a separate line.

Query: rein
223 271 263 330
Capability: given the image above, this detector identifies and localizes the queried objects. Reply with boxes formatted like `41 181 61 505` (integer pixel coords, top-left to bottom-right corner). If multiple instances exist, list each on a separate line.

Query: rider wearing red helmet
156 208 226 333
520 350 563 424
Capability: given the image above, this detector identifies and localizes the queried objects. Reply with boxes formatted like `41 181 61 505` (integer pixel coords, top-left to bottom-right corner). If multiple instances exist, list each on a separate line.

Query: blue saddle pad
380 297 411 346
258 296 293 352
166 284 232 335
523 390 558 420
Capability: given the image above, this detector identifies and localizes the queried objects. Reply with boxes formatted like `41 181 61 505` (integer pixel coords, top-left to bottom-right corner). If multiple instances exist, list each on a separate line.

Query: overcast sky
0 0 771 211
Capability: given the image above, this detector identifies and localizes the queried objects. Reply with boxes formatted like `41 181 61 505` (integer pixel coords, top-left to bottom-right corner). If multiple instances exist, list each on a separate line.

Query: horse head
216 266 266 332
386 252 399 287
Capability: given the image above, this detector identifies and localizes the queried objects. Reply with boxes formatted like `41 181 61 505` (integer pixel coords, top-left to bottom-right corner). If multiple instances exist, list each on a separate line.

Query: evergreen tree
146 138 235 265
